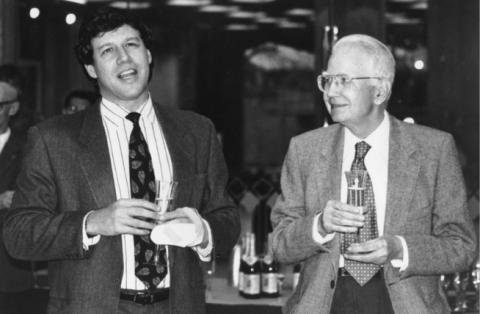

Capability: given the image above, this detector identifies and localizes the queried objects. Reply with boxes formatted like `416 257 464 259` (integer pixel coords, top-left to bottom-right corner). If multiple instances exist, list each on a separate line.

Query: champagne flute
153 180 178 265
344 170 368 241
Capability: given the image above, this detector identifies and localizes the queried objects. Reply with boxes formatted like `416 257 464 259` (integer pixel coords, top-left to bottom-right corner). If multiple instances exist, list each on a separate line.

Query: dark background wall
0 0 477 193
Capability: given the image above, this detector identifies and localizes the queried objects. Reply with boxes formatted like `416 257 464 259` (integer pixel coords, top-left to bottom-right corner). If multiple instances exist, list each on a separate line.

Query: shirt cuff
390 235 409 271
82 211 101 250
191 219 213 262
312 213 335 244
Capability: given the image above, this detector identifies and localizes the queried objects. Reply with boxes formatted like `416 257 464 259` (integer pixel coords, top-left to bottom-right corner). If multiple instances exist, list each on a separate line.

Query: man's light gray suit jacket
271 115 476 314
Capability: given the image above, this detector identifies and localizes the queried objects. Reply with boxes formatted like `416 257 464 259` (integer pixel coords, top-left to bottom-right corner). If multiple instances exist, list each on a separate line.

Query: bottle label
262 273 278 293
243 274 261 295
238 272 244 292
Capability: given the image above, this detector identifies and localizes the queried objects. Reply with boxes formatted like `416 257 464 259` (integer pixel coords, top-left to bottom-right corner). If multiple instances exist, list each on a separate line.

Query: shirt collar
100 95 156 125
344 111 390 150
0 128 11 153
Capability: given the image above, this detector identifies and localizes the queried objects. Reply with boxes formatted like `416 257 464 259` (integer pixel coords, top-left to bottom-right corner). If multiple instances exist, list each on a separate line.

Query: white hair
332 34 396 86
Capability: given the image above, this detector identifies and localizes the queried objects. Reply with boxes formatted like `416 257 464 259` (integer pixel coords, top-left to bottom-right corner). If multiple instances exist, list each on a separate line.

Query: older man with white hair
271 34 476 314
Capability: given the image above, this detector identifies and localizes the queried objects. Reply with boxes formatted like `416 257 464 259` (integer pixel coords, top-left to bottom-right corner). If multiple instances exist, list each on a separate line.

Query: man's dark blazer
0 131 35 292
3 103 240 314
271 115 476 314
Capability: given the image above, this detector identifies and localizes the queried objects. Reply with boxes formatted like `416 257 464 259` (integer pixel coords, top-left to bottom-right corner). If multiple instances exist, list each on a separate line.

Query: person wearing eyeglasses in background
0 64 35 314
271 34 476 314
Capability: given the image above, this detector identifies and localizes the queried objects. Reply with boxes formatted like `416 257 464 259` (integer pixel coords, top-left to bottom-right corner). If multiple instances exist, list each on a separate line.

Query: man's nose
116 47 131 64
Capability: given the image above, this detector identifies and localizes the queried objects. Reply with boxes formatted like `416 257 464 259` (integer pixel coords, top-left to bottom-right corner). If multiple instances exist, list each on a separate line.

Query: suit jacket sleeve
271 138 332 264
200 119 240 259
2 126 88 261
400 134 476 278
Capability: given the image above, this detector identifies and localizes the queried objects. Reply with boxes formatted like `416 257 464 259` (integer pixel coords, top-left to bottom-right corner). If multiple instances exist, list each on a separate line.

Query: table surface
206 277 290 307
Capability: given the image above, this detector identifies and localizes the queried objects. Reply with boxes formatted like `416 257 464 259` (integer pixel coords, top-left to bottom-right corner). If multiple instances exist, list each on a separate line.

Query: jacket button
330 280 335 289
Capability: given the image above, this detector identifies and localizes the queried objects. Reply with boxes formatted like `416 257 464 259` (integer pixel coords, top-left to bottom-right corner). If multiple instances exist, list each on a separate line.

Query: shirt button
330 280 335 289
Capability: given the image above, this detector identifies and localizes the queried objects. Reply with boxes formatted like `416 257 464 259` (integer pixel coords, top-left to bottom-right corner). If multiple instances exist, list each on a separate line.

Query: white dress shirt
313 113 408 270
0 127 11 154
83 96 212 290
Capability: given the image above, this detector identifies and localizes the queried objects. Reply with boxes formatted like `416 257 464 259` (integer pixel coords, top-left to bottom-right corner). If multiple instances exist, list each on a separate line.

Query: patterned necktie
342 141 380 286
126 112 167 290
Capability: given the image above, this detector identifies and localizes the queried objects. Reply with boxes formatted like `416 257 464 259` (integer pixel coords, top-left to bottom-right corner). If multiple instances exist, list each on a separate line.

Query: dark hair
74 7 153 66
0 64 23 96
64 89 97 109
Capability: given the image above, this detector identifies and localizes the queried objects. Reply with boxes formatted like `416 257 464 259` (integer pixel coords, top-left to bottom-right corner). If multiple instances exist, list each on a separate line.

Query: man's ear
373 80 391 105
8 101 19 116
84 64 98 79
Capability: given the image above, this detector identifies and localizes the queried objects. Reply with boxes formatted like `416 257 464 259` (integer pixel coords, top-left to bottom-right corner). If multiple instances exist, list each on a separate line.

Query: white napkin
150 221 200 247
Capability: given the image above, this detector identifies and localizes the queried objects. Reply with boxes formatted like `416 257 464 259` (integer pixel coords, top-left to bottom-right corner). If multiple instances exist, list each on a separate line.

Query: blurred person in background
0 64 35 314
62 89 97 115
271 34 476 314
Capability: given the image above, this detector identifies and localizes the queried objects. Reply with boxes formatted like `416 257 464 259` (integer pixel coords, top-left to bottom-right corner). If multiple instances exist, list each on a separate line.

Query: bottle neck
245 233 257 265
263 233 274 264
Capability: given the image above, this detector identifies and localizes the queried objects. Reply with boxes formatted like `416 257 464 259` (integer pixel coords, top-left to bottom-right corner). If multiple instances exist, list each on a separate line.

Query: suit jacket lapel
384 115 420 234
152 104 197 280
77 104 116 208
153 104 194 208
315 125 344 207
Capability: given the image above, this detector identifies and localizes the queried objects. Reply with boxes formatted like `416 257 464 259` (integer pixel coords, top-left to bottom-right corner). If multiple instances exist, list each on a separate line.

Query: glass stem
154 244 161 265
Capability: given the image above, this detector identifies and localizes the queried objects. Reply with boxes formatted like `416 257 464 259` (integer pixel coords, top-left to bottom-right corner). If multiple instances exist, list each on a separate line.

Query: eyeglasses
317 72 384 92
0 98 18 107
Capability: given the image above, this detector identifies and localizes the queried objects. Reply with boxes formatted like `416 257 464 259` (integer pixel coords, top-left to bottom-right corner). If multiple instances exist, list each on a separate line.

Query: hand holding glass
153 180 178 265
344 170 367 239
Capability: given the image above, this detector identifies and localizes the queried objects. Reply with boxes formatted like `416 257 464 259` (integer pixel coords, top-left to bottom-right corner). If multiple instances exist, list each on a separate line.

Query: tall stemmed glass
153 180 178 265
344 170 368 241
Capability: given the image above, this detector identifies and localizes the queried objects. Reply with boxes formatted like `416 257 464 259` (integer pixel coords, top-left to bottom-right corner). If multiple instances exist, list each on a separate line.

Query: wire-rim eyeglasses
317 72 385 92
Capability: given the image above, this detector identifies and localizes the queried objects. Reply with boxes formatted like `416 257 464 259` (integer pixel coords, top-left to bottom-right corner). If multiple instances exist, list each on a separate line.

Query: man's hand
0 190 14 209
319 200 365 235
86 199 158 236
344 236 403 265
158 207 208 248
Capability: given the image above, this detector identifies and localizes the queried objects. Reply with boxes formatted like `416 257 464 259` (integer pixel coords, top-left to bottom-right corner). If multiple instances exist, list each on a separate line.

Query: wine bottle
261 233 279 297
238 234 247 295
292 263 301 290
241 233 261 298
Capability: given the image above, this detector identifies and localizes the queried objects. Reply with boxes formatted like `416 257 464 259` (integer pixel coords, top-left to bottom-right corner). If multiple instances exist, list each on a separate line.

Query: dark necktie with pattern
342 141 380 286
126 112 167 290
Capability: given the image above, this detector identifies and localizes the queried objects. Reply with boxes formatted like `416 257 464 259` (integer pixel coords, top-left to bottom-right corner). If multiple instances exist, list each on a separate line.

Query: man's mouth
118 69 137 80
330 103 348 109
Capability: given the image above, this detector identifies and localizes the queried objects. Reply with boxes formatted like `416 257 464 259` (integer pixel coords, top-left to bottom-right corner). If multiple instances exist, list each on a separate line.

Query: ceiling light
109 1 152 9
277 20 306 29
256 16 278 24
61 0 87 4
199 5 236 13
167 0 211 6
414 59 425 70
410 2 428 10
65 13 77 25
29 7 40 19
228 11 264 19
225 23 258 31
284 8 314 17
230 0 275 3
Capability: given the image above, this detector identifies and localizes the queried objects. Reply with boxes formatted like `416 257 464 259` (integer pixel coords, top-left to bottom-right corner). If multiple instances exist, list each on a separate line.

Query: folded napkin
150 221 200 247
